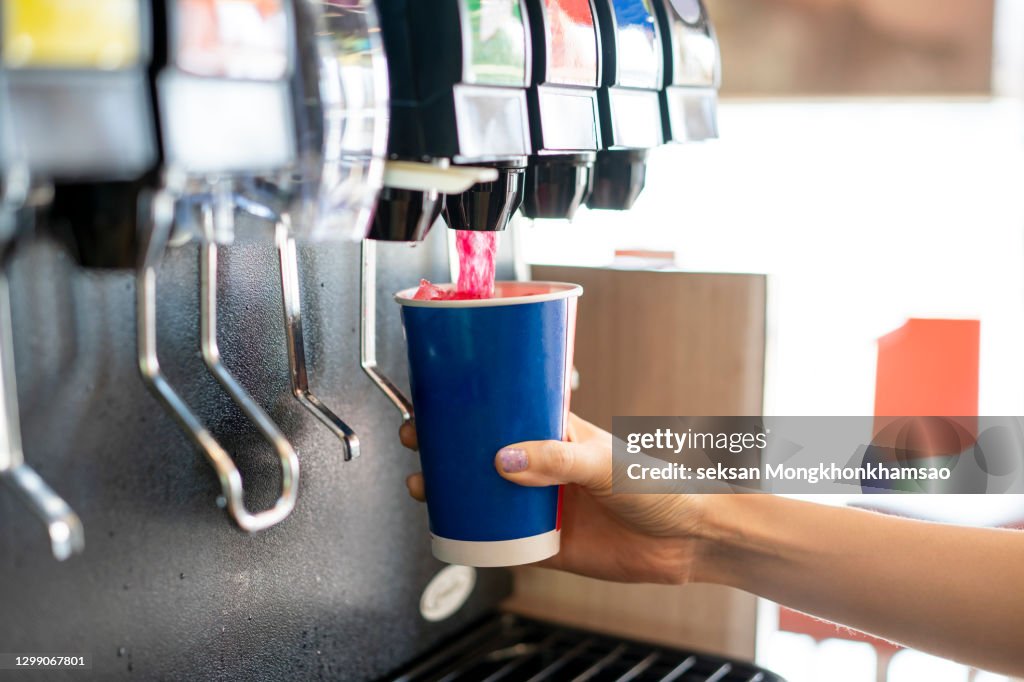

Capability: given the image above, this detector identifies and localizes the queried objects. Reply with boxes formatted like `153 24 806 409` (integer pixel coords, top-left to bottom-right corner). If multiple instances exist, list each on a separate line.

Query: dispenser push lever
360 239 413 423
360 161 498 422
198 202 300 527
0 268 84 561
137 187 298 532
275 220 359 459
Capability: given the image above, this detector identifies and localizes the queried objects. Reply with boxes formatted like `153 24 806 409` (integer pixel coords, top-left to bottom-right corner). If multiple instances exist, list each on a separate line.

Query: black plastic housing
521 155 595 220
444 166 526 232
587 148 648 210
368 187 444 241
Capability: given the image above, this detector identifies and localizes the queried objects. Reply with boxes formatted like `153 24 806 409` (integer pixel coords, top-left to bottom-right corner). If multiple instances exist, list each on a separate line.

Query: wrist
690 494 784 589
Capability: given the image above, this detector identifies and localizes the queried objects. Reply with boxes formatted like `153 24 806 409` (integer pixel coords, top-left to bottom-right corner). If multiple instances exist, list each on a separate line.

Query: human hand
400 414 709 584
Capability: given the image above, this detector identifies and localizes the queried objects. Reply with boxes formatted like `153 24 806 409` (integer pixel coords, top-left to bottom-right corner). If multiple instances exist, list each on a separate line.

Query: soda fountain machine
0 0 780 679
0 0 160 559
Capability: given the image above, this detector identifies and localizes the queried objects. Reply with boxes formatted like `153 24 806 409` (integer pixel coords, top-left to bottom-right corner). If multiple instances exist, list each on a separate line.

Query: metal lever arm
360 240 413 423
0 267 84 560
198 208 299 528
137 189 297 532
275 221 359 459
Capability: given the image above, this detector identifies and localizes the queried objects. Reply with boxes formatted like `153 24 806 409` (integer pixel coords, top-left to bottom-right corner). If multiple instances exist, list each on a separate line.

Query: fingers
405 473 426 502
495 437 611 491
399 420 419 451
400 422 424 501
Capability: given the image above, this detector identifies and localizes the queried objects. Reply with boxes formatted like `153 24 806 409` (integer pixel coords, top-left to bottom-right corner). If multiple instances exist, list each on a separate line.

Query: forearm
696 495 1024 676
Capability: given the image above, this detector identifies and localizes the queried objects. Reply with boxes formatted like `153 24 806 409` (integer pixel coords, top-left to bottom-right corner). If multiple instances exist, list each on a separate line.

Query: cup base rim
431 529 560 567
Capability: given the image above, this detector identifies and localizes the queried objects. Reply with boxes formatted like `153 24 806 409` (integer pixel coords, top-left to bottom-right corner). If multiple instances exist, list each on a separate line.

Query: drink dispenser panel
521 0 602 220
373 0 532 235
401 0 531 162
158 0 296 174
654 0 720 142
587 0 666 210
525 0 600 152
0 0 156 179
594 0 664 149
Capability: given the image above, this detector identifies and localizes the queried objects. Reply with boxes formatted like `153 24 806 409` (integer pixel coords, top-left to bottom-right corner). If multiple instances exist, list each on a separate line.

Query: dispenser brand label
545 0 598 87
175 0 289 80
419 565 477 622
2 0 141 69
463 0 528 87
611 0 661 89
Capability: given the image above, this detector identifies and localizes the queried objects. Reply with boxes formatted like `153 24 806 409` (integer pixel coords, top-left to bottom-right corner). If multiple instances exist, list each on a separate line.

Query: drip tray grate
388 613 785 682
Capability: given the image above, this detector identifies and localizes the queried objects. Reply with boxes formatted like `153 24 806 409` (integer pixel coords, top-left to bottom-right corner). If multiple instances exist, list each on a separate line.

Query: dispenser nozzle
443 164 527 232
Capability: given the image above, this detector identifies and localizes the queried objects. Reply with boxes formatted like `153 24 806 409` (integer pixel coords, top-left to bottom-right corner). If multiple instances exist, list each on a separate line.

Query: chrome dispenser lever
275 220 359 459
137 185 296 532
197 203 300 525
360 161 497 421
0 266 84 561
359 239 413 423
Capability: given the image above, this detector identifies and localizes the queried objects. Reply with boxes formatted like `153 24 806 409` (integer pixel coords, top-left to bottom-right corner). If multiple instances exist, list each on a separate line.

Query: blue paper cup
395 281 582 567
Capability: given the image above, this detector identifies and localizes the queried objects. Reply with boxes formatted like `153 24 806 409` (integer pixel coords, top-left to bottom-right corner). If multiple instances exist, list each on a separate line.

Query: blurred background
521 0 1024 680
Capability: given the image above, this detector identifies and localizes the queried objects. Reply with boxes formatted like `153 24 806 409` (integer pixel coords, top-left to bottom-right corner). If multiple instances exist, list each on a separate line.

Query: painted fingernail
498 447 528 473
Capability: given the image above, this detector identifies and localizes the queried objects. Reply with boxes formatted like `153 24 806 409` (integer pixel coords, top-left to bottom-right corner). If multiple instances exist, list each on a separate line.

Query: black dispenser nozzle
521 155 595 221
587 149 649 211
443 164 526 232
368 187 444 241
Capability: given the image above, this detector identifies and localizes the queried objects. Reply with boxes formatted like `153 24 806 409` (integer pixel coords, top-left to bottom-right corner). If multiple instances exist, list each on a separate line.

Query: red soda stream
413 231 499 300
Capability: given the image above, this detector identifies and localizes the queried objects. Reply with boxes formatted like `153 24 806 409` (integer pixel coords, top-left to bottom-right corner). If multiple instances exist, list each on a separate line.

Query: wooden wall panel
504 266 767 660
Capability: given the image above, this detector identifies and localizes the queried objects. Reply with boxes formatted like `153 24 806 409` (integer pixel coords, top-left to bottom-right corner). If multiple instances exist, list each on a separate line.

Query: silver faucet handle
360 239 414 423
137 187 298 533
2 466 85 561
276 221 360 459
0 268 84 561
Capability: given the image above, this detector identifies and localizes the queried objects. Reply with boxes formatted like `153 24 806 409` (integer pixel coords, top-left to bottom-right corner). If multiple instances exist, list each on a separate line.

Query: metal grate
388 613 784 682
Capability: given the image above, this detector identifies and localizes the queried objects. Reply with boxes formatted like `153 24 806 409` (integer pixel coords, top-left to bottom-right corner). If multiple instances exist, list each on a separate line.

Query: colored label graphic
545 0 598 87
463 0 528 87
176 0 289 80
2 0 141 69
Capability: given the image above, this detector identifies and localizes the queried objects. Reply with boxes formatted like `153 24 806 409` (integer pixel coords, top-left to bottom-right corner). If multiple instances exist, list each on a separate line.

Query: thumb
495 439 610 491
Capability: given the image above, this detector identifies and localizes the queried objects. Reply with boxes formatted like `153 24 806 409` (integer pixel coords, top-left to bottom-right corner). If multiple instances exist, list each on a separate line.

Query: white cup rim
395 281 583 308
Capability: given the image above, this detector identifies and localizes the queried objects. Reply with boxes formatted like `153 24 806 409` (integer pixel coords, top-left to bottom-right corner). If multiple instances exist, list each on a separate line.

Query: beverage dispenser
372 0 532 238
4 0 158 268
362 0 535 421
239 0 391 461
139 0 301 532
0 0 160 558
521 0 603 220
653 0 720 142
588 0 666 210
